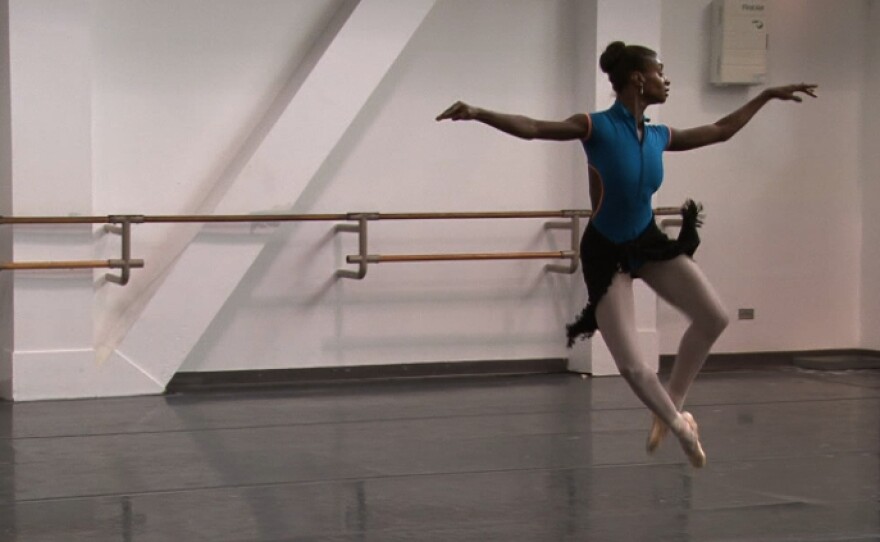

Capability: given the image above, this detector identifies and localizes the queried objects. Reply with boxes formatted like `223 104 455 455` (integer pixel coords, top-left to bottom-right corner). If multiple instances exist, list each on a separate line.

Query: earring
639 83 644 96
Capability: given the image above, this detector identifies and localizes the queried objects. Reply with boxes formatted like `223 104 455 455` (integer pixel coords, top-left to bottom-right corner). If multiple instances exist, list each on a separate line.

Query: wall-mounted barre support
0 214 145 280
0 260 146 272
104 215 145 286
335 213 375 280
543 212 580 274
341 213 583 274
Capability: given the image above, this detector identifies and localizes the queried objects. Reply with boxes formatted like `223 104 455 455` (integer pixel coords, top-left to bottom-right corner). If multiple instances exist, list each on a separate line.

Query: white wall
0 0 12 399
862 0 880 350
659 0 865 354
4 0 877 399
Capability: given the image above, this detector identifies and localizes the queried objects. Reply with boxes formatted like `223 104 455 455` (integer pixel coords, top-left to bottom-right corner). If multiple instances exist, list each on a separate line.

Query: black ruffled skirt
566 200 703 347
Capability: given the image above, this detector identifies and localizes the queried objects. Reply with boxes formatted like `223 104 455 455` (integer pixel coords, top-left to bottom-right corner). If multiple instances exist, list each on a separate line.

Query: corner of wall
0 0 13 400
861 0 880 350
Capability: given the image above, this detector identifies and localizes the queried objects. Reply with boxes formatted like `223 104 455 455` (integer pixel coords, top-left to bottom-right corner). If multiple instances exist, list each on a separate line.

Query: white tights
595 255 729 433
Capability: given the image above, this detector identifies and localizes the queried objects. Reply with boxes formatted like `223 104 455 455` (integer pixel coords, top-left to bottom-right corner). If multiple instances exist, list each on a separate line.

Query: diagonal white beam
95 0 362 360
109 0 437 388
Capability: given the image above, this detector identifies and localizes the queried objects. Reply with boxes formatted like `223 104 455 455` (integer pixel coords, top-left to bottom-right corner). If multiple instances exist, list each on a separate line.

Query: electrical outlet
738 308 755 320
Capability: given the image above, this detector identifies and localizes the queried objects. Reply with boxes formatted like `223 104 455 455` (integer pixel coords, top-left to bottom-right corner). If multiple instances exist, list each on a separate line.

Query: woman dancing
436 41 817 467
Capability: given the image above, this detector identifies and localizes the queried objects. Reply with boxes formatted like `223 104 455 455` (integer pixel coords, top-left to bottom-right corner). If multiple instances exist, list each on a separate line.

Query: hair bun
599 41 627 74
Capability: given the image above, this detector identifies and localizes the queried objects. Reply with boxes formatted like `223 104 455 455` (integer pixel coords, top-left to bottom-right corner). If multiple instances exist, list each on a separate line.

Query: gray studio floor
1 366 879 542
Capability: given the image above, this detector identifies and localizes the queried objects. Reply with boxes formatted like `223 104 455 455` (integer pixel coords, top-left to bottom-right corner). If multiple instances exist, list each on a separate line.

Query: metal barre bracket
335 214 374 280
345 212 380 221
543 214 580 274
103 217 143 285
108 214 145 224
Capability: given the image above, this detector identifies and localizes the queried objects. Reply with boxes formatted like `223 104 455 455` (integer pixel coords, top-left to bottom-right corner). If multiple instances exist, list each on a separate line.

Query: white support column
108 0 438 390
8 0 161 400
568 0 663 376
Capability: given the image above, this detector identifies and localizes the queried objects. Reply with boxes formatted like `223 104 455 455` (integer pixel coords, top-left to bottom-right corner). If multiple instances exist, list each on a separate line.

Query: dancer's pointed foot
646 415 668 454
678 411 706 468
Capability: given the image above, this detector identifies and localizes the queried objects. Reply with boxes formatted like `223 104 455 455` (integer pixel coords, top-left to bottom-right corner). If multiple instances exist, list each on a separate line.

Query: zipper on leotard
636 120 646 197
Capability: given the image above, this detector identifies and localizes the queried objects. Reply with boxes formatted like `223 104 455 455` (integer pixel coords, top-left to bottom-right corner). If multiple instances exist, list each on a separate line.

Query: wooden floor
2 366 879 541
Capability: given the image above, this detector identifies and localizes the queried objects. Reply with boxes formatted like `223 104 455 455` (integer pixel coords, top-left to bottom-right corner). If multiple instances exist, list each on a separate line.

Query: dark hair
599 41 657 93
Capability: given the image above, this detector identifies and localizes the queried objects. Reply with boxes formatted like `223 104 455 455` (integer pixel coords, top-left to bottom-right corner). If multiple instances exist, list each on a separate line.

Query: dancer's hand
763 83 818 102
436 101 479 121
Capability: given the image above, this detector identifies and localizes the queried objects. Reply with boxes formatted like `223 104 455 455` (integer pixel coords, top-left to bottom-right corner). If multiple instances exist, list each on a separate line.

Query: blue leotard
582 101 671 244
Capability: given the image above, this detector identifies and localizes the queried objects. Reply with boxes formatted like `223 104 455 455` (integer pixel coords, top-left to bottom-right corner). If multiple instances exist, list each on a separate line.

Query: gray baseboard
167 358 568 393
660 348 880 373
792 353 880 371
167 349 880 394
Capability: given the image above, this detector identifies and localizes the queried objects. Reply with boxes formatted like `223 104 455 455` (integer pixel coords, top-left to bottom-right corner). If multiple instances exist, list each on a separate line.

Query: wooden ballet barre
347 251 574 264
336 207 682 278
0 259 145 271
0 210 591 223
0 215 119 225
1 211 586 223
0 207 681 225
653 207 683 216
0 213 349 225
0 215 144 284
0 206 686 283
374 210 590 220
141 213 349 224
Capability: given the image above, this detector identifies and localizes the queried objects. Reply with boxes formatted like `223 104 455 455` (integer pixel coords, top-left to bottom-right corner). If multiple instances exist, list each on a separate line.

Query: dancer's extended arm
436 101 589 141
668 83 817 151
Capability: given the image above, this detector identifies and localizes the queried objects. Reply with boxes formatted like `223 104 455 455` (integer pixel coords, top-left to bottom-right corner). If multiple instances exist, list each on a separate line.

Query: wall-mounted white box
710 0 768 85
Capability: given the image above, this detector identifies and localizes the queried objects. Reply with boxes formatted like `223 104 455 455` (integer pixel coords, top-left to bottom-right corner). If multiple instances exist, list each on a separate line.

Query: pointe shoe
679 411 707 468
646 415 668 454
